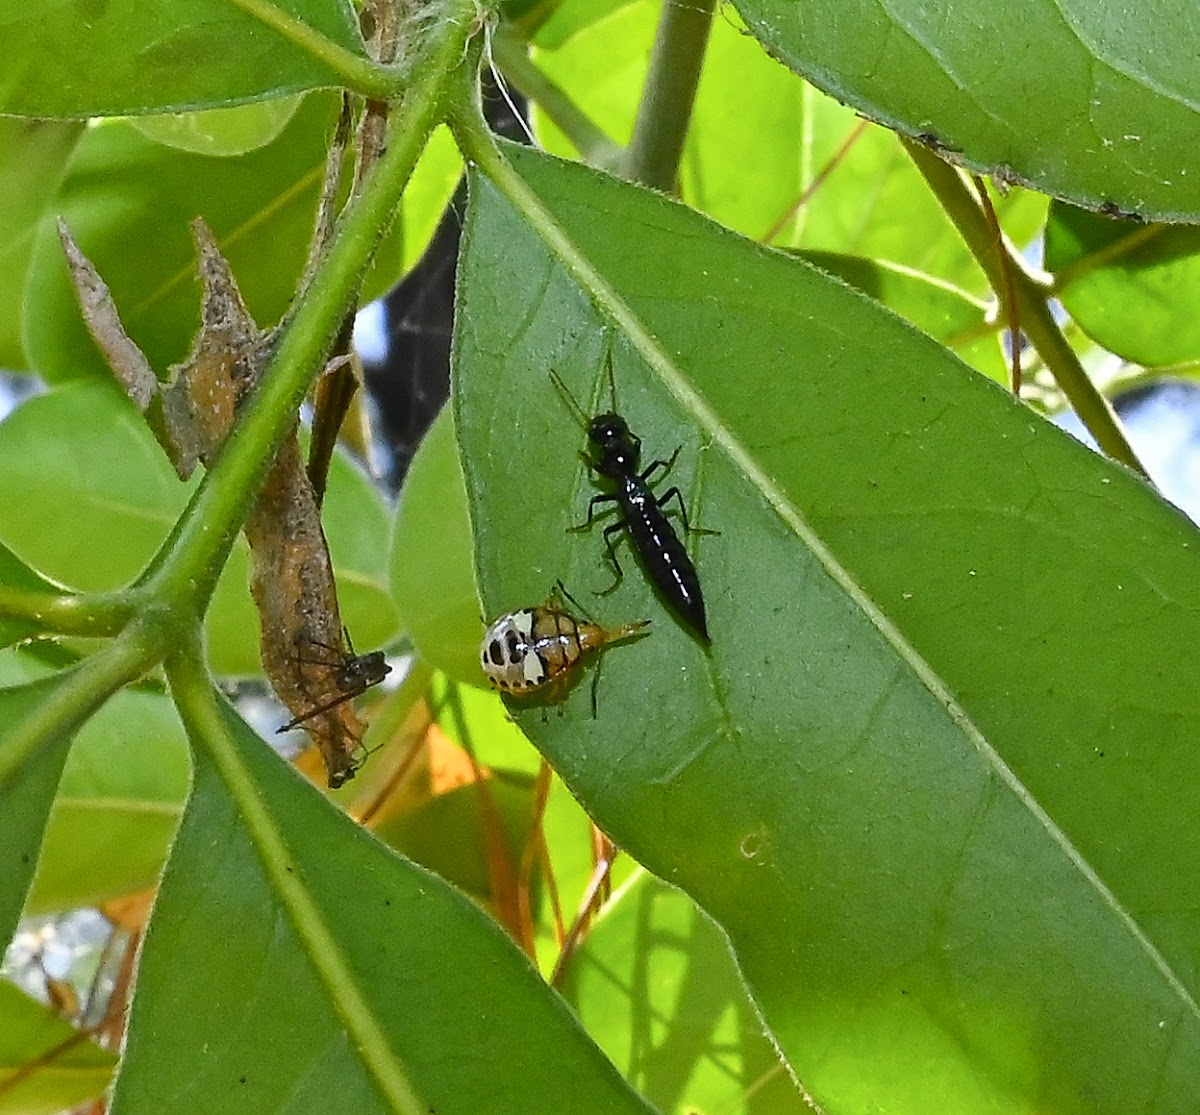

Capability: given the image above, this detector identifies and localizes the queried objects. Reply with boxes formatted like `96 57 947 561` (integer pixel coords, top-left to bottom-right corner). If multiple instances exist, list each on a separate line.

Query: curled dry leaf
58 219 370 788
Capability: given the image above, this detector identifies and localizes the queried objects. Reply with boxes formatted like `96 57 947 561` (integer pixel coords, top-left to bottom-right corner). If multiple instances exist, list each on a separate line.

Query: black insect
277 630 392 732
551 355 712 643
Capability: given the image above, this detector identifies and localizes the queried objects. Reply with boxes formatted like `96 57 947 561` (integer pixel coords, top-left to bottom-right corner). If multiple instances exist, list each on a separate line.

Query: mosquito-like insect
551 353 712 643
276 630 392 733
480 582 649 714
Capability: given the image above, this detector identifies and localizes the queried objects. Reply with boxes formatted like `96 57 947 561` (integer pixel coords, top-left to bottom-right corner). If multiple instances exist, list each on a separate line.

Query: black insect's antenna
603 348 618 413
549 368 590 429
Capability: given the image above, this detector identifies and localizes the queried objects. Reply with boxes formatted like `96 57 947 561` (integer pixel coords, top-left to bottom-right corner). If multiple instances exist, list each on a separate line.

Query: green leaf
390 406 483 685
1045 203 1200 368
0 0 368 118
0 118 83 371
110 692 655 1114
26 686 188 915
0 384 191 592
731 0 1200 221
564 870 810 1115
798 250 1005 382
0 981 115 1115
534 0 807 240
456 142 1200 1111
22 94 342 385
129 97 304 157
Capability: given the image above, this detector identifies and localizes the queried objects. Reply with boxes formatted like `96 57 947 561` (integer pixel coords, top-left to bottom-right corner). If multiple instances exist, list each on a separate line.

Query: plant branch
489 29 619 166
903 139 1150 479
622 0 716 190
147 2 480 611
225 0 404 98
0 587 136 637
0 616 167 787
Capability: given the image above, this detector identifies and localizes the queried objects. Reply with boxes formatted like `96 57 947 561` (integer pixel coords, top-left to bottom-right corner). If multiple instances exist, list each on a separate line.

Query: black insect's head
588 412 639 476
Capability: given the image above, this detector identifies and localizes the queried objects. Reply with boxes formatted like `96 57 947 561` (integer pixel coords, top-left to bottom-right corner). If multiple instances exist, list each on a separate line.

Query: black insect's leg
657 486 721 537
639 446 680 486
596 521 626 595
569 491 619 533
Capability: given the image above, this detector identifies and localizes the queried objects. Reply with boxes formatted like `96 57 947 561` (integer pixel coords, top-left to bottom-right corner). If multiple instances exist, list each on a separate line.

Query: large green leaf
0 0 367 118
1045 203 1200 368
0 981 115 1115
730 0 1200 221
455 142 1200 1112
110 690 654 1114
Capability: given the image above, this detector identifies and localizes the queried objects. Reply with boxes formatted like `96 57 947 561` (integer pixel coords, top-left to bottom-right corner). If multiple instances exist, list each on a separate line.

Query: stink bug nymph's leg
596 520 626 595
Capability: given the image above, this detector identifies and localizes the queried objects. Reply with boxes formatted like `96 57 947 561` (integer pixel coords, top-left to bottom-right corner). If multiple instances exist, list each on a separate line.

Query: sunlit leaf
564 870 810 1114
1045 203 1200 368
731 0 1200 220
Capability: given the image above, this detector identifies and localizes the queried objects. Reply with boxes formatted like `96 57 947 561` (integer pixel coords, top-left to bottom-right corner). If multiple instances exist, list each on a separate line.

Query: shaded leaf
456 143 1200 1112
26 685 188 915
1045 203 1200 368
731 0 1200 220
0 0 367 118
111 693 654 1114
0 118 83 371
390 406 483 685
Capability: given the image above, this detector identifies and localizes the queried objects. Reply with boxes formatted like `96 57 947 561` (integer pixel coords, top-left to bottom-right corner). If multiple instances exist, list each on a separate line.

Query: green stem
166 648 426 1115
0 615 167 787
903 139 1149 479
0 586 136 637
622 0 716 190
148 3 480 611
226 0 404 98
489 29 619 166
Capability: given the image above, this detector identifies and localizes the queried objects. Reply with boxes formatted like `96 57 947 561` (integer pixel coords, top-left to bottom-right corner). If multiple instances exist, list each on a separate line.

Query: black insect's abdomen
619 478 709 642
